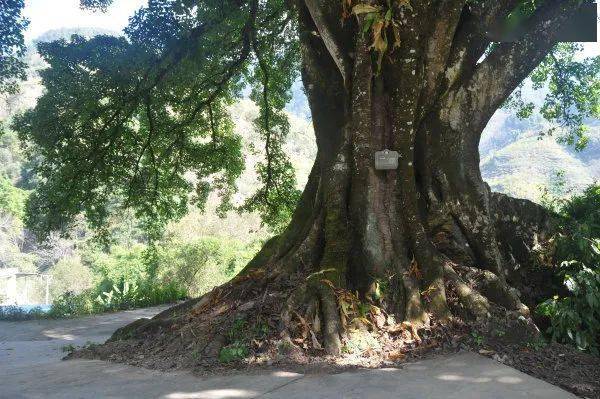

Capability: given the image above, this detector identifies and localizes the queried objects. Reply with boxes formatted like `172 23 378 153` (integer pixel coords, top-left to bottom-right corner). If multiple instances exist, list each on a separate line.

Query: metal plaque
374 149 399 170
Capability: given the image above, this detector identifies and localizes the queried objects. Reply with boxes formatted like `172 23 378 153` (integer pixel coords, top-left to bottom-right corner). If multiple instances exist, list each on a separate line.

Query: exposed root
443 262 491 319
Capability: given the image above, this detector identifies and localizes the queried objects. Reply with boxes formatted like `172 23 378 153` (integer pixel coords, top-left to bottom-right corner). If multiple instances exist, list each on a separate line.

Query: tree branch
419 0 467 112
444 0 521 90
440 0 581 135
303 0 352 86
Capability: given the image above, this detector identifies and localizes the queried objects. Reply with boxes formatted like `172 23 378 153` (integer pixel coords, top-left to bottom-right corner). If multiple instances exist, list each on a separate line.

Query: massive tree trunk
234 0 573 354
102 0 573 360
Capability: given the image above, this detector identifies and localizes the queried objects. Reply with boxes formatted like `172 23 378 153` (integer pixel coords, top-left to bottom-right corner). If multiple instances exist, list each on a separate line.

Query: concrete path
0 307 576 399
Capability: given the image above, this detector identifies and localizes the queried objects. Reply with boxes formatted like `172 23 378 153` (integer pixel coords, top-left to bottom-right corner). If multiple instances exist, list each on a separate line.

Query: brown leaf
388 350 406 361
352 4 382 15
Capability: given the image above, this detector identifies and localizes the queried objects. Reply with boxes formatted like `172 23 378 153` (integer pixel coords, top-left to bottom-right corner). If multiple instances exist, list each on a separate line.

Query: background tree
0 0 28 94
5 0 600 354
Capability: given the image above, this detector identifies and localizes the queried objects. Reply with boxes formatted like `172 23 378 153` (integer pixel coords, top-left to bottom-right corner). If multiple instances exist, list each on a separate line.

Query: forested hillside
481 111 600 201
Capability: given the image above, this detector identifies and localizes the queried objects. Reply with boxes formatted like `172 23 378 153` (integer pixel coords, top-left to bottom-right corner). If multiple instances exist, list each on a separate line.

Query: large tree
6 0 600 354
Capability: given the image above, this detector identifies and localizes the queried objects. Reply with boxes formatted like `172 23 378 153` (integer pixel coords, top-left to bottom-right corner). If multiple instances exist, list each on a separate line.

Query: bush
0 175 27 218
49 255 94 299
538 253 600 354
95 279 187 311
0 305 47 321
156 236 260 297
82 244 148 291
6 229 258 319
47 280 187 318
537 184 600 354
48 290 97 318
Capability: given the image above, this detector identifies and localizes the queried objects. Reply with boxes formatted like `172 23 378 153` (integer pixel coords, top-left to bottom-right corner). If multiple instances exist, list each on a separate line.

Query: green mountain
480 111 599 202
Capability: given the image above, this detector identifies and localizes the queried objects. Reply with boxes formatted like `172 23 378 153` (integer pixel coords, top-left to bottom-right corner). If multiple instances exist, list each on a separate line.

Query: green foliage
83 244 148 290
79 0 114 11
155 236 260 297
217 318 271 362
0 305 46 321
0 127 25 183
219 318 251 363
37 231 258 319
12 0 299 239
47 279 187 318
218 341 249 363
505 43 600 151
238 0 300 233
94 279 187 312
49 256 94 299
470 331 485 346
538 259 600 354
48 291 97 318
0 0 28 94
525 334 548 351
537 184 600 354
61 344 76 353
0 175 27 218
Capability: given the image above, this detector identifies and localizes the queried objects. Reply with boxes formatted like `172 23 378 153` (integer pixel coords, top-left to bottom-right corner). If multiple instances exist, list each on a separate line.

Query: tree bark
234 0 576 354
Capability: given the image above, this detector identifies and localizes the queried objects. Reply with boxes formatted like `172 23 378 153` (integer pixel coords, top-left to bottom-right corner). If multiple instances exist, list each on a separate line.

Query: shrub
0 175 27 218
219 319 250 363
46 279 188 318
537 184 600 354
95 279 187 311
537 252 600 354
82 244 148 291
49 255 94 299
48 290 98 317
156 237 261 297
0 305 47 321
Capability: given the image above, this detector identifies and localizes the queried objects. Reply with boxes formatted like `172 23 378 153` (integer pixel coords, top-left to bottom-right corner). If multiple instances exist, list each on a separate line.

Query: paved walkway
0 306 576 399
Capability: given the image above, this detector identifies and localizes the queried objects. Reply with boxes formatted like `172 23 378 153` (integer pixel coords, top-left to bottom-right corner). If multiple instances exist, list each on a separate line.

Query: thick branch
444 0 521 89
418 0 466 113
303 0 352 86
441 0 580 135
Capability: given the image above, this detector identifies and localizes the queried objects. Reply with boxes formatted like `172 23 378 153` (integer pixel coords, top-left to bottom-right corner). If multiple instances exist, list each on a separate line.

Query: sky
23 0 147 42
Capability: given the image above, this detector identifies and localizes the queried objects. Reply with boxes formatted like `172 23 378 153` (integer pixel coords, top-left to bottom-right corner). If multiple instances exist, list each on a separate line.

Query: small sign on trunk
375 149 399 170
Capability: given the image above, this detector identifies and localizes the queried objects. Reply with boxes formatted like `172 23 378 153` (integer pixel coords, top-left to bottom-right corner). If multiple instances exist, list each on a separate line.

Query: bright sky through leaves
22 0 147 42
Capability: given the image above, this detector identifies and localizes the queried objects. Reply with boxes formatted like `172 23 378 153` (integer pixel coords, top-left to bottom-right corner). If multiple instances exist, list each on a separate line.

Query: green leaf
352 4 382 14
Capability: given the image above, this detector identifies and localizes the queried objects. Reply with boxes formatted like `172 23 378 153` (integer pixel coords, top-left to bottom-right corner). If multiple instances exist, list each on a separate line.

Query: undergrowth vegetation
537 184 600 355
42 236 261 318
0 234 262 320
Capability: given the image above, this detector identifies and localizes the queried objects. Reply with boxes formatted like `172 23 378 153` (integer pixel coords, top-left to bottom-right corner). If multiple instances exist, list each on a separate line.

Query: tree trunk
104 0 571 359
234 0 570 354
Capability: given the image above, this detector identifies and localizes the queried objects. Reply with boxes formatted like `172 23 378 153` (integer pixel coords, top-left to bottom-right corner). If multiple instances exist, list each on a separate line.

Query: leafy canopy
505 43 600 150
2 0 599 239
0 0 28 94
11 0 300 238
